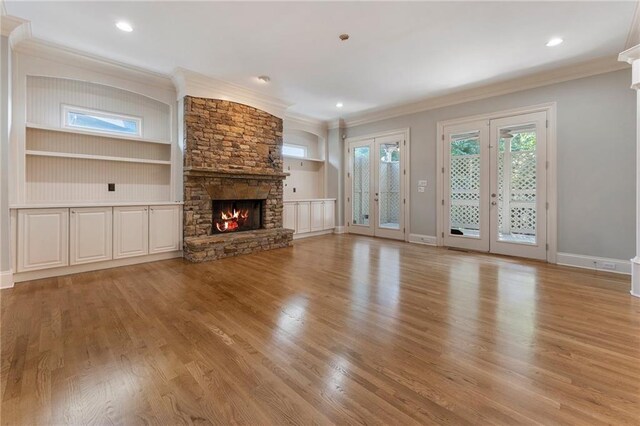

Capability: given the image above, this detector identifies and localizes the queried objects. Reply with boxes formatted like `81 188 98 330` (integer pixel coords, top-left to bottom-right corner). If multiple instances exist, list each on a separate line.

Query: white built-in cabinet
113 206 149 259
296 202 311 234
283 203 297 233
310 201 324 232
17 208 69 272
323 201 335 229
284 199 335 237
70 207 112 265
149 205 181 253
14 204 182 274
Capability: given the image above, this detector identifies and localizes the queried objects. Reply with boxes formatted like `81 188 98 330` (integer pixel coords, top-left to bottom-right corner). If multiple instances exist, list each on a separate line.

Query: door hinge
441 134 444 141
347 197 350 202
441 167 445 173
404 169 406 175
403 227 406 233
348 148 350 153
441 199 444 206
545 161 549 170
403 140 406 146
347 222 350 226
347 172 350 178
442 232 444 238
403 198 406 205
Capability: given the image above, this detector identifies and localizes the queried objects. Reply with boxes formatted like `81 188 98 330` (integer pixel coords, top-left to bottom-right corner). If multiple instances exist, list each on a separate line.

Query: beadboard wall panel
26 156 170 203
26 128 171 161
27 76 171 141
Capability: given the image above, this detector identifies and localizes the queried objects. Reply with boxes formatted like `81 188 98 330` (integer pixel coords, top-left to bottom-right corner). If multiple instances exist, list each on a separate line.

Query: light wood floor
2 235 639 425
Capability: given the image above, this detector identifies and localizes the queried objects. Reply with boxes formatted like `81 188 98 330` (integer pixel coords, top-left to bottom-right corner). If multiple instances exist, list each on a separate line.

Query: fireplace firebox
212 200 263 234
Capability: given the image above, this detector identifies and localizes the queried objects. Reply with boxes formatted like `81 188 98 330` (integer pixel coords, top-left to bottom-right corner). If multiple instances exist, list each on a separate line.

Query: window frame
61 105 143 137
282 143 308 158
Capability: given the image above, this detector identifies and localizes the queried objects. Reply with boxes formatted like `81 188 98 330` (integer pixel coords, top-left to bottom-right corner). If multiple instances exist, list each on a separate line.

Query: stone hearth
182 97 293 262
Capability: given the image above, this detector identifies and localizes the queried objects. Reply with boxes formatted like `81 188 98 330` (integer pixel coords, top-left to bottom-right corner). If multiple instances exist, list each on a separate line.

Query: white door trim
344 127 411 241
436 103 557 263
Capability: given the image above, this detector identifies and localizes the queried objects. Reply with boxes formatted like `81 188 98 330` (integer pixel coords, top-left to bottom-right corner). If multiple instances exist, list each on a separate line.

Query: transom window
282 143 307 158
62 105 142 137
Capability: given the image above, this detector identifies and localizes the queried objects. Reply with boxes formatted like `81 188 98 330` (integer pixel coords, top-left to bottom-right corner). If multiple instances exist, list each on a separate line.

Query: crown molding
336 55 628 129
1 14 28 40
12 37 175 93
327 119 345 130
619 45 640 89
626 0 640 49
283 112 328 137
172 67 291 119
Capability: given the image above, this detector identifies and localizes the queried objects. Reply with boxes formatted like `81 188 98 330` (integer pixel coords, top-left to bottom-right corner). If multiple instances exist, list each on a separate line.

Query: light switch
418 187 425 193
418 180 427 187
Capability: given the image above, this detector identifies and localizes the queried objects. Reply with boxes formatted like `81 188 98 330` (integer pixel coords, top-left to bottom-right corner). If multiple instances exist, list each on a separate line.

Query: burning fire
215 209 249 232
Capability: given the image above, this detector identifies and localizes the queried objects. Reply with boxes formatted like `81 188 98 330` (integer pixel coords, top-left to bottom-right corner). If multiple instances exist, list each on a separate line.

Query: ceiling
5 1 637 120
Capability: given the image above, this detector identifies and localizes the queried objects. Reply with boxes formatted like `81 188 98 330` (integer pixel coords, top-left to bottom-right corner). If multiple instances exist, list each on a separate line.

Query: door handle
491 201 497 206
374 198 379 202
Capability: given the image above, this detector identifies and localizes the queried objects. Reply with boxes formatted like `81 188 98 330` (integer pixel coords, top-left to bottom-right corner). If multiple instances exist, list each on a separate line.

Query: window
282 143 307 158
62 105 142 137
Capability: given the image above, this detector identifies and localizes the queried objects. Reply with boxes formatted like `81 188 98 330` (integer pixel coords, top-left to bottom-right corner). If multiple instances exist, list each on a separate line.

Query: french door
347 133 406 240
443 111 547 260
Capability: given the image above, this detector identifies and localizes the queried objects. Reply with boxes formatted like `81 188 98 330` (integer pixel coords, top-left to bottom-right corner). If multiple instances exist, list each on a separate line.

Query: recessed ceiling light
546 37 563 47
257 75 271 83
116 21 133 32
336 102 343 108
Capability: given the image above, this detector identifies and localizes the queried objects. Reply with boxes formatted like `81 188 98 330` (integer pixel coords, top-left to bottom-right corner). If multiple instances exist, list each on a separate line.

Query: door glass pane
497 125 537 244
378 142 400 229
352 146 370 226
449 132 480 238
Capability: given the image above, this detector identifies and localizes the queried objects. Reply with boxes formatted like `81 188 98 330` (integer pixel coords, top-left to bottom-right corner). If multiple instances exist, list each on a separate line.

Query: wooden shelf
283 155 325 162
26 122 172 145
26 150 172 165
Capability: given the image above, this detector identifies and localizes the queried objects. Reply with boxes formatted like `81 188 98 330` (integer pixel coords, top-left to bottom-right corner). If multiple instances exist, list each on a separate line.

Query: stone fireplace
182 97 294 262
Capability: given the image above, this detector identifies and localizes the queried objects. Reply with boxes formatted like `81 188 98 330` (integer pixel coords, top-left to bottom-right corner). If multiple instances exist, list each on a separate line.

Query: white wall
327 127 344 226
343 69 636 260
283 158 324 200
1 36 11 274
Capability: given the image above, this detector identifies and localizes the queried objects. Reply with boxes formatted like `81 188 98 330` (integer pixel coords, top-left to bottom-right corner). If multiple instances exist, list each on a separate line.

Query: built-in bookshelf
23 76 174 204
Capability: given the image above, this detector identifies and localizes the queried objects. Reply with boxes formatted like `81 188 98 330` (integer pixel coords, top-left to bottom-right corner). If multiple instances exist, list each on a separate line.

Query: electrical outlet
418 180 427 187
600 262 616 270
418 187 425 193
293 187 296 193
108 183 115 191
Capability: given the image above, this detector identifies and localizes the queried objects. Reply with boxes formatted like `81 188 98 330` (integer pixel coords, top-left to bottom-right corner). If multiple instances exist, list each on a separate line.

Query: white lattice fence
379 161 400 225
353 152 370 225
450 155 480 230
508 151 536 234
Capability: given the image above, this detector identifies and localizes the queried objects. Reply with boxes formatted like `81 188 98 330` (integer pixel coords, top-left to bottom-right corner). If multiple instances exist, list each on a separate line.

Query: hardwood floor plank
1 235 639 425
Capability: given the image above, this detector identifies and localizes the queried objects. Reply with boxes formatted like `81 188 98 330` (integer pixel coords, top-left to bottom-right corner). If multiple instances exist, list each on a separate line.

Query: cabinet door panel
296 202 311 234
310 202 324 232
114 206 149 259
70 207 113 265
283 203 296 233
18 208 69 272
149 205 180 254
323 201 335 230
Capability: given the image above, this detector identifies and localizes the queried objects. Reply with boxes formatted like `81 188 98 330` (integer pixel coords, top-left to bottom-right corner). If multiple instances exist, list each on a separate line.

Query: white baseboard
334 226 347 234
408 233 437 246
293 229 334 240
556 252 631 275
0 269 14 289
12 251 183 283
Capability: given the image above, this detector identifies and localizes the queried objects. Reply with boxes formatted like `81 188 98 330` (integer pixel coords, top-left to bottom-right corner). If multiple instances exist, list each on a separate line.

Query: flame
215 209 249 232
